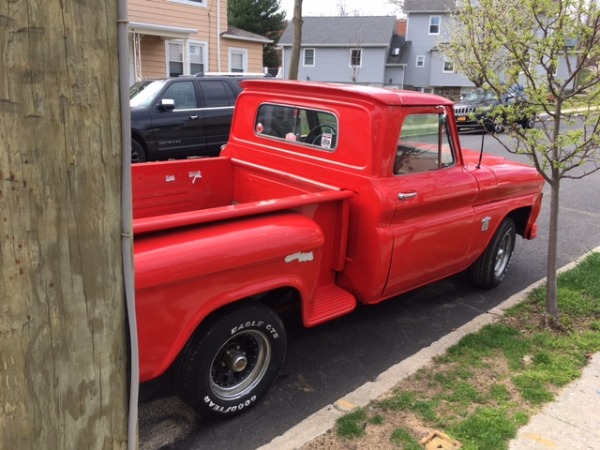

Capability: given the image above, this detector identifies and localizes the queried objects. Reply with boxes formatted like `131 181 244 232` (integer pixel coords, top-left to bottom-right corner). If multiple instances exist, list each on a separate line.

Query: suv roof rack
195 72 273 78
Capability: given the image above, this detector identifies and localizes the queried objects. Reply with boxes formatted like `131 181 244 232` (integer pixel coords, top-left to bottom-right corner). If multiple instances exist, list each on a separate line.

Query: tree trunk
545 103 563 323
288 0 303 80
0 1 128 448
545 176 560 322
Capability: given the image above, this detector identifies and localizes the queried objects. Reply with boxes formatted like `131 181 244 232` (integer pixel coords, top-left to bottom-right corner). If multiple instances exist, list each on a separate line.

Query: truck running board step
306 285 357 327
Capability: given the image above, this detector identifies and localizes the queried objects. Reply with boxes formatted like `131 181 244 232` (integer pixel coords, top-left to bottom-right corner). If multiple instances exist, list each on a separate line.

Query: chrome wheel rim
210 330 271 401
494 231 513 277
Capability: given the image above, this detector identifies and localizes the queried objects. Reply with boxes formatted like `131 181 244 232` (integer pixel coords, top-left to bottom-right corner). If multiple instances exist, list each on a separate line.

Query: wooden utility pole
288 0 303 80
0 0 129 448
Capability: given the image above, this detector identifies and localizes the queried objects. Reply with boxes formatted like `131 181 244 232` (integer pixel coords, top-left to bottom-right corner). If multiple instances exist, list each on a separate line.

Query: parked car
129 73 270 162
453 87 536 133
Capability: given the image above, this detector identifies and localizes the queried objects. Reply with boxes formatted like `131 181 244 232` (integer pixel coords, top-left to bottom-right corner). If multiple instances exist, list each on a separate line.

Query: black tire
489 123 504 134
483 119 504 134
469 218 516 288
131 139 147 163
522 117 536 129
179 302 287 419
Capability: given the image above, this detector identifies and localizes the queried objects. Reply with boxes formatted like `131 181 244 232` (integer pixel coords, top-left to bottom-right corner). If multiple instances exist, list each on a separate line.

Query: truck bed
132 157 353 234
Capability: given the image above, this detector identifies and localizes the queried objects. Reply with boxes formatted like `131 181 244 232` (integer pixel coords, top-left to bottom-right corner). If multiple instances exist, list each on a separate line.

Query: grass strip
306 252 600 449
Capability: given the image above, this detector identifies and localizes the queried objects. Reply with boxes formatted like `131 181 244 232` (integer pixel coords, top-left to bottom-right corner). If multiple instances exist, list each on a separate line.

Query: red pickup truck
132 80 544 419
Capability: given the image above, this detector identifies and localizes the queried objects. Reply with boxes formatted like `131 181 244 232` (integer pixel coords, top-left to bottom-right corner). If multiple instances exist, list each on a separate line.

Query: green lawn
305 252 600 450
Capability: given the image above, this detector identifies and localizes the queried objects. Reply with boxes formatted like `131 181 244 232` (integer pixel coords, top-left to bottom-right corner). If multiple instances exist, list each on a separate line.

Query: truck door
152 79 206 155
383 108 479 297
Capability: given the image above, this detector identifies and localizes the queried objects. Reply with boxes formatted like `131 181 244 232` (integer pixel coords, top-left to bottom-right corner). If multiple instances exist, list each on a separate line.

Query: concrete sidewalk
259 248 600 450
509 353 600 450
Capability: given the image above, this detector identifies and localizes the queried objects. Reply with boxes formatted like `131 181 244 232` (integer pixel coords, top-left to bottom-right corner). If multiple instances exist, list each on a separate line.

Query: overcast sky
278 0 401 19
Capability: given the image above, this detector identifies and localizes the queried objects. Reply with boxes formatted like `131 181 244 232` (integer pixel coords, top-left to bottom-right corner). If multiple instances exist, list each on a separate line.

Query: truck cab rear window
255 104 338 151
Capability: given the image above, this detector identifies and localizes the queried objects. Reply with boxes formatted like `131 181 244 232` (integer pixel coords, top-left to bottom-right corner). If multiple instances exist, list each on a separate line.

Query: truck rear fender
135 212 326 381
138 274 313 382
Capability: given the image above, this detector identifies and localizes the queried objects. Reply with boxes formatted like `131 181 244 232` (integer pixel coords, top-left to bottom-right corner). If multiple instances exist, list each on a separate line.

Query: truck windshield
394 112 455 175
130 80 168 108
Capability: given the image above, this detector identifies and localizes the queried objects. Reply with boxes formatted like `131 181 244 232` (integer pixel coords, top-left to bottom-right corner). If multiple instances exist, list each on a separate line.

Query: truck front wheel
179 302 287 419
469 217 516 288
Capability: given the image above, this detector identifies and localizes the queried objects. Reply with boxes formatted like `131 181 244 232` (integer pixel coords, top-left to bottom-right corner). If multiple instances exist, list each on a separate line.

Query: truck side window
256 103 338 151
394 113 455 175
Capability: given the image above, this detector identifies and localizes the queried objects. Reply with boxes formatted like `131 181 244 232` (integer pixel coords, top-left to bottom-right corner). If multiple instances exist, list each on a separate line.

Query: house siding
429 50 474 88
140 36 167 79
222 40 265 72
129 0 265 80
282 47 389 85
404 13 438 88
129 0 225 71
404 3 574 95
383 66 406 88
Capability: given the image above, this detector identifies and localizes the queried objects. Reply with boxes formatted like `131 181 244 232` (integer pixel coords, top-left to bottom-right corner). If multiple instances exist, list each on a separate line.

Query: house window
443 60 455 73
303 48 315 67
350 49 362 67
166 40 208 77
190 43 205 75
168 42 184 77
416 55 425 68
429 16 441 35
169 0 207 6
229 48 247 73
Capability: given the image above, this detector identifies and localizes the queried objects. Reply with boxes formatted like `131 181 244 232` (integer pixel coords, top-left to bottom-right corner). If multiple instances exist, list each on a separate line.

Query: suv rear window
200 80 237 107
255 104 338 151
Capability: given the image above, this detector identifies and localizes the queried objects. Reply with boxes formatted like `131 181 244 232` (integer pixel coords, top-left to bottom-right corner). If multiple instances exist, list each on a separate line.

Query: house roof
387 36 410 65
221 26 273 44
278 16 397 47
403 0 457 13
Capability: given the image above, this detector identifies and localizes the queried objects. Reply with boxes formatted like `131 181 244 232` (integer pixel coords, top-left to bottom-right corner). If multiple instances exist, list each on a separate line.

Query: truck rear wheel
178 302 287 419
469 217 516 288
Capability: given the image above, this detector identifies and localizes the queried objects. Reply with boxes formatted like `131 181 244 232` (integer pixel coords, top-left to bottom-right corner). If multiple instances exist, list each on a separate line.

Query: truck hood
462 148 544 203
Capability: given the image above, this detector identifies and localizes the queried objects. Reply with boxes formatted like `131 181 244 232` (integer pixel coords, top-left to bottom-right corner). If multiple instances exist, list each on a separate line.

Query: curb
258 246 600 450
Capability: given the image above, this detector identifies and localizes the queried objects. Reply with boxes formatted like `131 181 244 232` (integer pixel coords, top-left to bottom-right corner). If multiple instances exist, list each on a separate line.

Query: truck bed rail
133 189 355 235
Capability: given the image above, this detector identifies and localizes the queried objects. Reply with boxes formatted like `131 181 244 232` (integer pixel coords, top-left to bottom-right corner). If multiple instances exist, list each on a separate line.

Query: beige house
128 0 271 84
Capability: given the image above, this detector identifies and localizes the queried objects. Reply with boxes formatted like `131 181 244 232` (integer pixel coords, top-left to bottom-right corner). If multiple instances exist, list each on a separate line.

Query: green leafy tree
228 0 287 68
442 0 600 324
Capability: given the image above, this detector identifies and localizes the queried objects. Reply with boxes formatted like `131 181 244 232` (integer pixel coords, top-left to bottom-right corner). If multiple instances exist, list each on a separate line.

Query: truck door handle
189 115 199 120
398 192 418 201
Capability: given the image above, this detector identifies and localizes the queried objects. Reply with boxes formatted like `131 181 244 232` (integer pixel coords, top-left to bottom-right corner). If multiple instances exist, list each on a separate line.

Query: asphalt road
138 126 600 450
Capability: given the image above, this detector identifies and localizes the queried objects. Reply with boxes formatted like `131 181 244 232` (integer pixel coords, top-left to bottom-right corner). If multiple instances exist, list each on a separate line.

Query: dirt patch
301 409 432 450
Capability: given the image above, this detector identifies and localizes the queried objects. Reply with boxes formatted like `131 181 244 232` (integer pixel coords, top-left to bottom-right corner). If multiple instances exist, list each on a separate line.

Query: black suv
453 87 536 133
129 74 270 162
